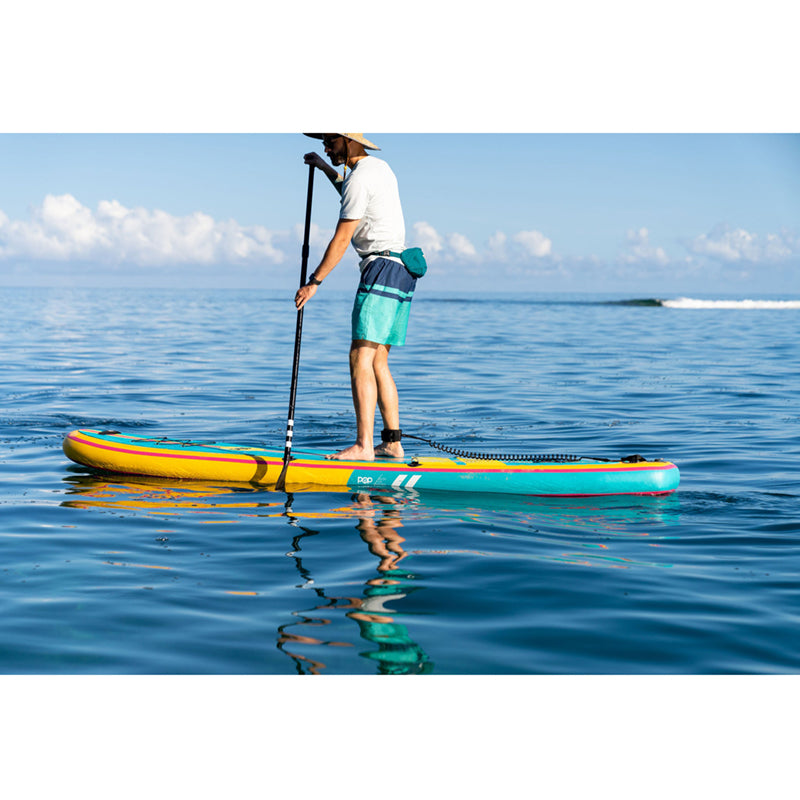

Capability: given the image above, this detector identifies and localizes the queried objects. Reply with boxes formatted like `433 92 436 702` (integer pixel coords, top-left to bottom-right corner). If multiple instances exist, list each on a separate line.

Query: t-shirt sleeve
339 174 368 220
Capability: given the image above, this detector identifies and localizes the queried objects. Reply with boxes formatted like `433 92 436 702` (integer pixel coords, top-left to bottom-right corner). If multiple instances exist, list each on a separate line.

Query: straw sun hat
303 133 380 151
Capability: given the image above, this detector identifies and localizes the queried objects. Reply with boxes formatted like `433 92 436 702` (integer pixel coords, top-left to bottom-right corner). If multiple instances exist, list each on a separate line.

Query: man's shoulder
356 155 392 174
352 156 396 186
342 157 397 207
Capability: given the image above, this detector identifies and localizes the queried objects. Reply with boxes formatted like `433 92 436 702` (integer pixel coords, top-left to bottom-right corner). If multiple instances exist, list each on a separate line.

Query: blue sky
2 2 798 297
1 133 797 295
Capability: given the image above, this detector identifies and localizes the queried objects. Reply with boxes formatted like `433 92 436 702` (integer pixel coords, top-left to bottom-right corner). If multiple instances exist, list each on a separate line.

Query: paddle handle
276 164 315 491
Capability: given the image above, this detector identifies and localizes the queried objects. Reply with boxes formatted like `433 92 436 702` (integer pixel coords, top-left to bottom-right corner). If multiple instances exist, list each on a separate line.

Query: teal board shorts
352 257 417 346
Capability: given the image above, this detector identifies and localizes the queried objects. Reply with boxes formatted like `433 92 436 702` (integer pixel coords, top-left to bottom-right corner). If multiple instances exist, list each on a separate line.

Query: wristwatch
308 275 322 286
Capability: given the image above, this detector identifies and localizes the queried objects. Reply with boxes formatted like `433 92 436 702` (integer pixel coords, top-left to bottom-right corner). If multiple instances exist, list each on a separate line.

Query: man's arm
295 218 360 310
304 152 343 194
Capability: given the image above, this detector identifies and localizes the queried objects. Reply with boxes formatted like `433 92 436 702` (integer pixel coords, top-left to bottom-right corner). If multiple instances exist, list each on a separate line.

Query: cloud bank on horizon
1 193 798 288
0 194 286 266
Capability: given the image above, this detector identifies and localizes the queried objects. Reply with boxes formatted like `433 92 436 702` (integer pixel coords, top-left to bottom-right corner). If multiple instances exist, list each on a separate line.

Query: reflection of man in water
279 493 432 674
351 492 407 571
345 493 432 674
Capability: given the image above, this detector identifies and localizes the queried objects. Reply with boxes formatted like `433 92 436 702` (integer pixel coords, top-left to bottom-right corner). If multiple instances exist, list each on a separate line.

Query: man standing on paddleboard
295 133 416 462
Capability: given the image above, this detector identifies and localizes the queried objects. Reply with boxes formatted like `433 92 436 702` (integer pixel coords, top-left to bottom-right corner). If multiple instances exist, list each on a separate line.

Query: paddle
275 163 315 492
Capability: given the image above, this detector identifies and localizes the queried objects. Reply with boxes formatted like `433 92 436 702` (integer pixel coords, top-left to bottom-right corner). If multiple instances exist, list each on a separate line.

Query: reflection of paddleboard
63 429 679 496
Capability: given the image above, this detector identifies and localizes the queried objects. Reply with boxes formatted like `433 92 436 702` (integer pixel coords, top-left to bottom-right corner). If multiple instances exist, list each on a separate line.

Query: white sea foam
662 297 800 310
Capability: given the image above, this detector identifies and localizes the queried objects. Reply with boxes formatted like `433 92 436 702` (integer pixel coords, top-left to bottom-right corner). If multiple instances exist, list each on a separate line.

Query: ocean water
1 286 799 675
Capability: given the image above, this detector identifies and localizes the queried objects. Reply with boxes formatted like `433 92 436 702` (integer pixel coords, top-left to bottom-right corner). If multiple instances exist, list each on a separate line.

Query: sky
1 133 797 295
1 2 798 297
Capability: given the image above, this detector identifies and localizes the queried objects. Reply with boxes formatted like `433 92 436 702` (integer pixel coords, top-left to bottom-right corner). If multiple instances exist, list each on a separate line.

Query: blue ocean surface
1 286 799 674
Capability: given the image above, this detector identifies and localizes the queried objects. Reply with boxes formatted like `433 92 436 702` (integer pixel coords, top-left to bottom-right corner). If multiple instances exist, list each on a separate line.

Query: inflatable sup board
63 429 679 496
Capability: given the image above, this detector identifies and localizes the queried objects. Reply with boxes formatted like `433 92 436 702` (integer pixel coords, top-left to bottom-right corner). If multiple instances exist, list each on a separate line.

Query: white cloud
7 196 794 294
621 227 669 265
512 229 552 258
448 232 478 259
411 222 554 264
686 224 798 264
410 220 445 254
0 194 286 266
487 231 507 260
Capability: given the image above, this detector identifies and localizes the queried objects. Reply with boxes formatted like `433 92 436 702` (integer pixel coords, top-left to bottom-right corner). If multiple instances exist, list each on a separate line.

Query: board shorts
351 256 417 346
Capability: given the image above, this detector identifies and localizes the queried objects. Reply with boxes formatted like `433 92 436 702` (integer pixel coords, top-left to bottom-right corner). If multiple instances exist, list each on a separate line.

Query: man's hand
295 282 318 310
303 152 327 170
304 151 341 186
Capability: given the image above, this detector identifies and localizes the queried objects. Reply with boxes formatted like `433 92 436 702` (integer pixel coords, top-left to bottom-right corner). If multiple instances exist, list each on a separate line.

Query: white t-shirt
339 156 406 263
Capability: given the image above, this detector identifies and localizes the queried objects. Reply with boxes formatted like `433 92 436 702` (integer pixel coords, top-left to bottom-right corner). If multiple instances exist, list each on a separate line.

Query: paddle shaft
275 164 315 491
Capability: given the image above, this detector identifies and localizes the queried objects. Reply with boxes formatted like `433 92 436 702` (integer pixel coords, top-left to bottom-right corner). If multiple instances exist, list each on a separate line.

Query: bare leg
373 344 404 458
327 340 405 461
327 341 379 461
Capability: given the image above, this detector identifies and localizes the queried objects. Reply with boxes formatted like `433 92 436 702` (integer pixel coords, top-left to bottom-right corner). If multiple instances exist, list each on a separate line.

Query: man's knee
349 340 378 372
351 339 390 361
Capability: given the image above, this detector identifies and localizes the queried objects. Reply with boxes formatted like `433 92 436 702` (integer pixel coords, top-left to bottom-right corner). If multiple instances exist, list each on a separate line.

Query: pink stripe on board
68 433 281 466
69 432 674 477
287 457 673 476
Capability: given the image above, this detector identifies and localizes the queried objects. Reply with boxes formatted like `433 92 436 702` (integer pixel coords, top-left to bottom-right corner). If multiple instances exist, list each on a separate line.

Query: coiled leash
382 429 649 464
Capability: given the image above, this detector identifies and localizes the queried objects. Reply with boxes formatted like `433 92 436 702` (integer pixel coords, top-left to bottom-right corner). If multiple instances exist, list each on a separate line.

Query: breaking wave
611 298 800 310
662 297 800 310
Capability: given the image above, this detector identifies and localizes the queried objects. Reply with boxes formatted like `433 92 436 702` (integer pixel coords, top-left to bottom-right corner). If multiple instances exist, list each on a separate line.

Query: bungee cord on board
99 431 651 465
401 433 605 464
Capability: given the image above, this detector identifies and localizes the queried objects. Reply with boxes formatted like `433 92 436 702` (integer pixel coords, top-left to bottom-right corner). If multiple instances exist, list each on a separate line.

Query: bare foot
326 443 375 461
374 441 404 458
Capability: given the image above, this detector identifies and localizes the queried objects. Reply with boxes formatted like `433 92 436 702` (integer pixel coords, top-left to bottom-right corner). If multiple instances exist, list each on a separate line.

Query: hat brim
303 133 380 151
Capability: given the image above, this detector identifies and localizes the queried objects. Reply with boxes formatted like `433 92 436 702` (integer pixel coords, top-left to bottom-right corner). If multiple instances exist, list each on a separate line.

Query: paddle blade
275 457 290 492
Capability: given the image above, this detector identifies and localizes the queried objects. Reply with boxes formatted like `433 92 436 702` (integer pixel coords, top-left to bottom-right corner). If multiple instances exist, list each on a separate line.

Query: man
295 133 416 462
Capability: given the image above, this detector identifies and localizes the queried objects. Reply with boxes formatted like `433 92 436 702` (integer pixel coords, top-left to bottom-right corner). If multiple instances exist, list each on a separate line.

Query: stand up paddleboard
63 429 679 496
